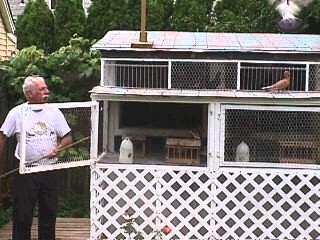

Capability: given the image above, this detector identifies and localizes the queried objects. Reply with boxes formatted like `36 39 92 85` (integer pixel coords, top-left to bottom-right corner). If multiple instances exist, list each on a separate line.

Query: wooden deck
0 218 90 240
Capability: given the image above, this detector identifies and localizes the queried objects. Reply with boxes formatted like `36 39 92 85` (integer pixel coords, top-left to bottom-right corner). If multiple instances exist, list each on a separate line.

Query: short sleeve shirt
0 103 71 163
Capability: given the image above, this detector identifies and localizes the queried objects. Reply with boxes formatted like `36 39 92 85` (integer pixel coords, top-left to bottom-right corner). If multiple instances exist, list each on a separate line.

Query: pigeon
268 0 314 32
262 71 290 91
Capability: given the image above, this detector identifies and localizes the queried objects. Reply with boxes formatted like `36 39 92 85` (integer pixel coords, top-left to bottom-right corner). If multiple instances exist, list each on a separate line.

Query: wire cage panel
102 60 319 92
240 62 306 91
103 60 169 89
309 64 320 91
221 105 320 167
171 61 238 90
90 166 320 240
20 101 98 174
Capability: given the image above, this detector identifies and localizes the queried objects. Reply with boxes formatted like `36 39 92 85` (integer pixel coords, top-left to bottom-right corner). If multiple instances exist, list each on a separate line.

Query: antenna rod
140 0 147 42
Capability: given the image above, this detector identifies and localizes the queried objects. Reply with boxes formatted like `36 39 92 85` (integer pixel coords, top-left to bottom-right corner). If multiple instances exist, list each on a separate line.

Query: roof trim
0 0 15 34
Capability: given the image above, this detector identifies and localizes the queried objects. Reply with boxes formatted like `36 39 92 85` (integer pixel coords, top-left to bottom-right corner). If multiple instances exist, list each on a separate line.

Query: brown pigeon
262 71 290 91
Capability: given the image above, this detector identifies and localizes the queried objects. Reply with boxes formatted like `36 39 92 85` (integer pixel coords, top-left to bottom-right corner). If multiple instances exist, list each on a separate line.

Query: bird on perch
268 0 314 32
262 71 291 91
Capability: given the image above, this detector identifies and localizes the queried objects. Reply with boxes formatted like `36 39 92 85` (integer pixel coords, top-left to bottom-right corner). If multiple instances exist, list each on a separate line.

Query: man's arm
57 133 73 151
48 133 73 158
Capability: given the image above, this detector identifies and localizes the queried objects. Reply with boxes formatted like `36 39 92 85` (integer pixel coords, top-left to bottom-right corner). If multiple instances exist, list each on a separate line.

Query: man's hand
46 133 73 159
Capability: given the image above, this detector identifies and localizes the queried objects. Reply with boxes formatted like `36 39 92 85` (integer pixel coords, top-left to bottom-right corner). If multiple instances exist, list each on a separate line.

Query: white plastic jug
235 141 250 162
119 137 133 163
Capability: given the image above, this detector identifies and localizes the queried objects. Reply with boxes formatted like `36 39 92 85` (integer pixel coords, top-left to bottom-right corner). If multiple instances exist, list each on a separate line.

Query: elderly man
0 76 72 240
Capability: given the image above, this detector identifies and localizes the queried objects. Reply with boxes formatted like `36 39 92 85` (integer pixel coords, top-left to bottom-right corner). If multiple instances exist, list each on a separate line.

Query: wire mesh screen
20 102 98 174
240 63 306 91
309 64 320 91
223 106 320 165
171 61 238 90
103 60 168 88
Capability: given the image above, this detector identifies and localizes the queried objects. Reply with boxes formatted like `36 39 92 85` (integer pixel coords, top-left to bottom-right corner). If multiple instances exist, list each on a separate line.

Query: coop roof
92 30 320 54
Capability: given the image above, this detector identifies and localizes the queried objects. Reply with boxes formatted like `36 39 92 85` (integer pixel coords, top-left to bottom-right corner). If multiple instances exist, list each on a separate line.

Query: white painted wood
90 164 320 239
19 101 97 174
90 101 99 160
306 63 310 92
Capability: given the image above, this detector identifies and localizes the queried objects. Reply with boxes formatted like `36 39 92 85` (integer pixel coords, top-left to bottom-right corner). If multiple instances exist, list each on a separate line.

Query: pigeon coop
88 31 320 240
17 32 319 240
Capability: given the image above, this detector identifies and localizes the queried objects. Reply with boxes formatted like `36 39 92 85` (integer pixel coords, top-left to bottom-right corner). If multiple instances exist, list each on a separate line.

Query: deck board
0 218 90 240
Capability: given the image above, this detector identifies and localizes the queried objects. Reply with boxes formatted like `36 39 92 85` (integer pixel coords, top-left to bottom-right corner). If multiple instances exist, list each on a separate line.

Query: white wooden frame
19 101 99 174
219 104 320 170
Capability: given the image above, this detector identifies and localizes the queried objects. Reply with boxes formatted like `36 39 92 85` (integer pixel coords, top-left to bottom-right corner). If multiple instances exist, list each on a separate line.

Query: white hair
22 75 45 96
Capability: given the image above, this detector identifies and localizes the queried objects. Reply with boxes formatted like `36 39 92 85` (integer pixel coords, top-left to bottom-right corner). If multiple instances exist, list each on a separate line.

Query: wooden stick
0 136 90 179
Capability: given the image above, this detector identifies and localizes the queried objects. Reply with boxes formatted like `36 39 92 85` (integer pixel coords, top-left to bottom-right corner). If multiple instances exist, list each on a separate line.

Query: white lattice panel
90 165 320 240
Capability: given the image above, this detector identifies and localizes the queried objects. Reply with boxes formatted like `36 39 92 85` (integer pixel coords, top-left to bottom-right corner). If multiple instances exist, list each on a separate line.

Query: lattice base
90 165 320 240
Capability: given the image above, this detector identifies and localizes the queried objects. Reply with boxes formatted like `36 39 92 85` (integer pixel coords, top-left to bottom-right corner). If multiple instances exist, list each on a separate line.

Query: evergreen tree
147 0 174 30
172 0 213 31
15 0 56 53
211 0 278 32
301 0 320 34
85 0 140 41
55 0 86 48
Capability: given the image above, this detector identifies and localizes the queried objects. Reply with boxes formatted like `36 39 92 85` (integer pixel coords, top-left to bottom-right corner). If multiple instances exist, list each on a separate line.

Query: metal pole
140 0 147 42
0 136 90 179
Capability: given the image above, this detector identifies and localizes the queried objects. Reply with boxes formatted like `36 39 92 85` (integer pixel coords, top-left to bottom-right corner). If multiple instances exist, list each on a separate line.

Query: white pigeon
268 0 314 32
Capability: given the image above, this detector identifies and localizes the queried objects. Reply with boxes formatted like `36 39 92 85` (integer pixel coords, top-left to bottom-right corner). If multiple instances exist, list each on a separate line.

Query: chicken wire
19 101 99 174
222 105 320 166
308 64 320 91
171 61 238 90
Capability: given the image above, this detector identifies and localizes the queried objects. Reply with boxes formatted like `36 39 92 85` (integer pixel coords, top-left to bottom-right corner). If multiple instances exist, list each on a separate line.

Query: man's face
27 80 50 104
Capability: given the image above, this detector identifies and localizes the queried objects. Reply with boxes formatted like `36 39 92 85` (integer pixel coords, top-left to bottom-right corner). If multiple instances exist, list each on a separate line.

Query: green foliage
0 208 11 228
211 0 278 32
0 37 100 105
0 179 12 228
55 0 86 48
15 0 56 53
0 46 47 103
58 191 90 217
48 37 101 101
85 0 140 41
301 1 320 34
147 0 174 30
121 209 143 240
84 0 111 41
172 0 212 31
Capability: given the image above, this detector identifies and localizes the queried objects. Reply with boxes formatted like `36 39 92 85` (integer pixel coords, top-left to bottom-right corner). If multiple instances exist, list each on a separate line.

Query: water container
235 141 250 162
119 137 133 163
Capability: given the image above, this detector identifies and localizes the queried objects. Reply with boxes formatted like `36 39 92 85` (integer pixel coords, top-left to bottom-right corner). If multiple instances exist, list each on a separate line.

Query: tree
85 0 140 42
301 0 320 34
0 37 100 104
15 0 56 53
147 0 174 30
211 0 278 33
55 0 86 48
172 0 213 31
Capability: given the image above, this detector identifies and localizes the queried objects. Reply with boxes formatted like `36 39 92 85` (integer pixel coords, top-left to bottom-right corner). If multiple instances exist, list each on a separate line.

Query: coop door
19 101 99 174
220 104 320 169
